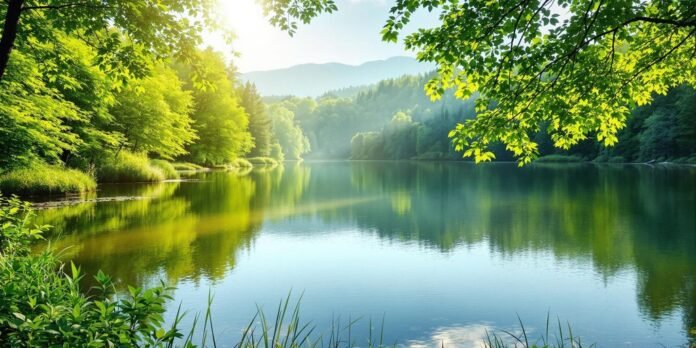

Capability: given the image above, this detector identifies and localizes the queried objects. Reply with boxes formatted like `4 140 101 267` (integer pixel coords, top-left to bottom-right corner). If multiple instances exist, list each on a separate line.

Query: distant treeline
267 74 696 163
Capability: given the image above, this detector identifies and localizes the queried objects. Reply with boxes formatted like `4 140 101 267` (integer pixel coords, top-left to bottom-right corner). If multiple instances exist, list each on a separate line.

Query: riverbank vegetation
0 164 96 196
0 4 310 196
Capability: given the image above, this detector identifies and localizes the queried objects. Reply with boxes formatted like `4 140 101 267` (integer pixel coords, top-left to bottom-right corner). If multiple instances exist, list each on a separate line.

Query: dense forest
266 74 696 163
0 37 309 194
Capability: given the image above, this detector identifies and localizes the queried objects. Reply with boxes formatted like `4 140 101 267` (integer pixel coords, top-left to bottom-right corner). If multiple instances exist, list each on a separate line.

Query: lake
35 162 695 347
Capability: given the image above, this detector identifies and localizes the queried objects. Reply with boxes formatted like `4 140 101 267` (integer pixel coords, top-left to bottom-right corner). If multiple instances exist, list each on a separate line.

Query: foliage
268 104 311 160
0 196 184 347
110 64 196 160
270 143 286 162
150 159 180 180
96 151 165 183
0 0 224 83
276 74 472 160
376 0 696 164
0 163 96 196
177 49 253 166
0 40 106 169
231 158 254 169
239 82 274 158
304 76 693 163
260 0 337 36
0 196 44 255
267 0 696 164
172 162 207 171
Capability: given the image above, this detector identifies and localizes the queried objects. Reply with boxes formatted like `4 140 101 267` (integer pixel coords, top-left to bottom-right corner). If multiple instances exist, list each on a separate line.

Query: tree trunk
0 0 24 81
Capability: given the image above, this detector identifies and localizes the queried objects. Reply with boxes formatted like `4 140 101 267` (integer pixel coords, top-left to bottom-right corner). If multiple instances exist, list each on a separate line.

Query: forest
0 39 307 194
267 74 696 163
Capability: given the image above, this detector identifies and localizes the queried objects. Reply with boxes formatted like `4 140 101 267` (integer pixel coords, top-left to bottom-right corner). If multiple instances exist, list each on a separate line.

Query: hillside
241 56 435 97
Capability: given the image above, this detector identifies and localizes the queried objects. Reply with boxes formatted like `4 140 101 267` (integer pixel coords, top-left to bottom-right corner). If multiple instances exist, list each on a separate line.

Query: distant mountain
240 56 435 97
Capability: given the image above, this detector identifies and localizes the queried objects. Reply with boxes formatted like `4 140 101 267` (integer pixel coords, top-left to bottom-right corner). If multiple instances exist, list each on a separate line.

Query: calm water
35 162 695 347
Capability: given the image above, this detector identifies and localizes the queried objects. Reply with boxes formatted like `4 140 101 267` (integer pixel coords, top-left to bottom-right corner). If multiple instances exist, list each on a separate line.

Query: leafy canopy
267 0 696 164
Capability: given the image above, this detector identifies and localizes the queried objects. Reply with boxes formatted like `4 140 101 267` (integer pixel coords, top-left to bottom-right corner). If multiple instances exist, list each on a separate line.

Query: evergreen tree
238 82 273 157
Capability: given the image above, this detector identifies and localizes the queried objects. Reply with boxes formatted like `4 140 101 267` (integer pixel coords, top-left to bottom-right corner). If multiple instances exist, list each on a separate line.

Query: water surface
36 162 696 347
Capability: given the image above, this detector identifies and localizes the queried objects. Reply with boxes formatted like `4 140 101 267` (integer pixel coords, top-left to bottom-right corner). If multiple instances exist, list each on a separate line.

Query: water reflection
35 162 696 344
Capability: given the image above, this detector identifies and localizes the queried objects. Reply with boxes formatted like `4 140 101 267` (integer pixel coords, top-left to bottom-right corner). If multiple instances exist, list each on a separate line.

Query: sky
206 0 440 73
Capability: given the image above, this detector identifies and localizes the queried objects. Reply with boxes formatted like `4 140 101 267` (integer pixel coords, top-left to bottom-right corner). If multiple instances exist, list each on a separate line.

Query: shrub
247 157 279 166
96 151 165 183
231 158 253 168
534 154 584 163
0 164 96 196
0 196 182 347
172 162 206 171
270 143 285 162
150 159 180 180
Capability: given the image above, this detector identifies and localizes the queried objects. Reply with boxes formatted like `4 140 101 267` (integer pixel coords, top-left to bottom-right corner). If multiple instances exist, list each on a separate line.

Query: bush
96 151 165 183
231 158 253 168
0 164 96 196
247 157 279 166
534 154 584 163
150 159 180 180
172 162 206 171
0 196 182 347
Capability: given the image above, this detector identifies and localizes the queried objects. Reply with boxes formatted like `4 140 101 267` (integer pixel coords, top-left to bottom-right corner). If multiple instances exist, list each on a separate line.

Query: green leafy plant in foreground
0 195 182 347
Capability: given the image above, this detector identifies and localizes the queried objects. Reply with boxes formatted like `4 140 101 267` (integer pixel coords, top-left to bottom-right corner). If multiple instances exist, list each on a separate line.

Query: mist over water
36 162 696 347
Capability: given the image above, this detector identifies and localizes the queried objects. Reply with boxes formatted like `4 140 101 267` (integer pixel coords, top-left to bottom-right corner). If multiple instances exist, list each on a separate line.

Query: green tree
267 0 696 164
110 64 196 160
177 49 253 165
0 0 224 83
268 104 310 160
238 82 273 157
0 36 114 169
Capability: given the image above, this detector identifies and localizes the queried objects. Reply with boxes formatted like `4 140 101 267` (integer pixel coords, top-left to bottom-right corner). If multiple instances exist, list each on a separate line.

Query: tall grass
0 163 96 196
483 314 591 348
178 293 392 348
172 162 208 171
150 159 180 180
96 151 165 183
231 158 254 169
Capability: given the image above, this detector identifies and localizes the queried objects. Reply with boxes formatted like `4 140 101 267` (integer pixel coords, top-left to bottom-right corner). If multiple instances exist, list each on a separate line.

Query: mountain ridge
240 56 435 97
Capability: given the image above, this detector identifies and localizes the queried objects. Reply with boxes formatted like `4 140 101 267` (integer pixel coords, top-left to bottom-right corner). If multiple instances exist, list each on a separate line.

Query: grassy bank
150 159 180 179
0 164 96 196
96 151 165 183
173 162 208 171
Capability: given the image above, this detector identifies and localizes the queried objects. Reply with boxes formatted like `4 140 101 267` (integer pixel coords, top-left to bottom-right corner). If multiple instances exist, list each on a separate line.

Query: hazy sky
207 0 440 73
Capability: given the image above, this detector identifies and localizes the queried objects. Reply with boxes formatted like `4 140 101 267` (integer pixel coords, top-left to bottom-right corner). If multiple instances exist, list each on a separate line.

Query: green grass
172 162 207 171
483 314 590 348
150 159 180 180
231 158 253 168
96 151 165 183
534 155 584 163
0 163 96 196
247 157 279 166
